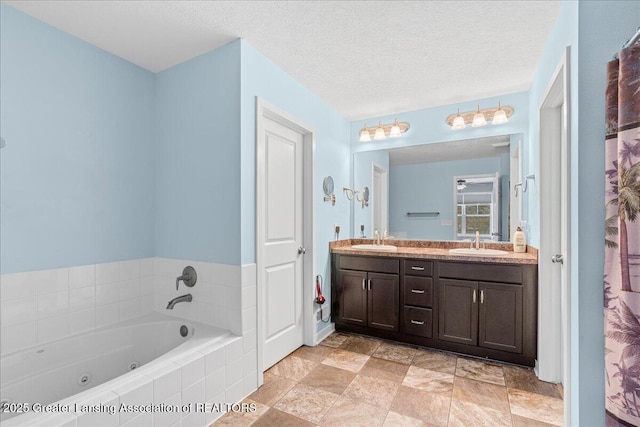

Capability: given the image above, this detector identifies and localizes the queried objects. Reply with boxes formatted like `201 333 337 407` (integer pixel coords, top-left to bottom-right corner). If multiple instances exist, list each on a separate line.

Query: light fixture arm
513 174 536 197
343 186 359 201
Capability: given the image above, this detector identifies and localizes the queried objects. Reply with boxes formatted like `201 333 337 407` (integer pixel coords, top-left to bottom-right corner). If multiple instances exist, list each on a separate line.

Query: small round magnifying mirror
323 176 336 205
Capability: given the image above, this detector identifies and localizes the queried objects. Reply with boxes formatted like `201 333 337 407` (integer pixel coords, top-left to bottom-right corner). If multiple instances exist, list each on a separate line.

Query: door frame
255 98 316 385
510 138 522 240
371 162 388 235
537 47 571 422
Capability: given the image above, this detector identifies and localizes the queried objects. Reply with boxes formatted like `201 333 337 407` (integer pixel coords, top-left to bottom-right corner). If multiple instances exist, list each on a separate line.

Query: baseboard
315 322 335 345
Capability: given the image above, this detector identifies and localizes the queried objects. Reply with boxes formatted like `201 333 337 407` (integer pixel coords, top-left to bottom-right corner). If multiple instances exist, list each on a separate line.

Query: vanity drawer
403 259 433 277
339 256 399 274
438 261 522 284
403 307 433 338
404 277 433 307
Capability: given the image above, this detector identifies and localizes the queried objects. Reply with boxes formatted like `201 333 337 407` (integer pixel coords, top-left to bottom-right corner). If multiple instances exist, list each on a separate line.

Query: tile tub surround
1 258 260 427
330 239 538 264
214 332 563 427
0 259 155 355
1 259 257 355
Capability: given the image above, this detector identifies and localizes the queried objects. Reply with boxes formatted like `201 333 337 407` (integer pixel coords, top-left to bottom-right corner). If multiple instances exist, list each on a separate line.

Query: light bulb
359 125 371 142
451 109 466 130
492 103 509 125
471 105 487 127
373 122 386 140
389 119 402 138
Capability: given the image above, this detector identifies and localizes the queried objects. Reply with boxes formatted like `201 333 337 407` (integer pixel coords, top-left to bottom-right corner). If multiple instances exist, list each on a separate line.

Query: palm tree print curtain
605 40 640 426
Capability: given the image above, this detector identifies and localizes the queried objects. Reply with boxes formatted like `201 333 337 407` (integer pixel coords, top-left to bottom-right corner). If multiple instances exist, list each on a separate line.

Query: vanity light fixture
446 103 514 130
358 119 410 142
471 105 487 127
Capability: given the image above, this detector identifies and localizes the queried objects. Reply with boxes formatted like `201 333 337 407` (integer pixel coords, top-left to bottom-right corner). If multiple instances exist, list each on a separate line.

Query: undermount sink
449 248 509 257
351 244 398 252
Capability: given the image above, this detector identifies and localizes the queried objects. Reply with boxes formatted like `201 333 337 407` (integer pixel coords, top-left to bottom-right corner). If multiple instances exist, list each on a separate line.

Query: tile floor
212 331 563 427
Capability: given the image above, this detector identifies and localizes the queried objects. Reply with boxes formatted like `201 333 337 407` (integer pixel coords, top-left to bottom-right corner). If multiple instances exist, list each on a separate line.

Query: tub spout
166 294 192 309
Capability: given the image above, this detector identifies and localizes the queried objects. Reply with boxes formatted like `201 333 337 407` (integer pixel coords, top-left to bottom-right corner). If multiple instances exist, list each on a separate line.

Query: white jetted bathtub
1 312 237 426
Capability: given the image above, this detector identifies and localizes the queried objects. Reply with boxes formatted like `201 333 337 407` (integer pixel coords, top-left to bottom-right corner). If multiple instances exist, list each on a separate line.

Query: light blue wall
154 41 242 265
389 157 507 241
239 41 351 335
528 1 640 424
0 5 155 274
352 150 389 238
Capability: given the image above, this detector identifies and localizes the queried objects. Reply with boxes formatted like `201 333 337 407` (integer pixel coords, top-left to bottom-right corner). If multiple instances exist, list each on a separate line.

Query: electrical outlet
441 219 453 226
316 311 322 321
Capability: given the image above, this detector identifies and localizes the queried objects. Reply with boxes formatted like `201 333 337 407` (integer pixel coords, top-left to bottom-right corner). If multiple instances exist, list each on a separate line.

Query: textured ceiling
3 1 561 120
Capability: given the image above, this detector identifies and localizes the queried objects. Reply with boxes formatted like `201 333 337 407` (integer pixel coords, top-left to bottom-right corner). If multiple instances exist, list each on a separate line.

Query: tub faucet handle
176 266 197 291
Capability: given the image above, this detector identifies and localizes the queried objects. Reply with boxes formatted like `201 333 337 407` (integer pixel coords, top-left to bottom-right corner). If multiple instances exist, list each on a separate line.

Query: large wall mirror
352 133 524 242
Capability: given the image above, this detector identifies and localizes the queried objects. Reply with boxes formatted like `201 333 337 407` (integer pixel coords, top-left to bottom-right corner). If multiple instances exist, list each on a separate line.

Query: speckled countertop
330 239 538 265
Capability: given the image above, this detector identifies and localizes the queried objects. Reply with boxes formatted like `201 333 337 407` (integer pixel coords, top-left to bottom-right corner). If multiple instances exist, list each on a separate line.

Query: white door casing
256 99 315 378
510 140 522 240
372 162 388 235
492 172 501 239
537 46 571 424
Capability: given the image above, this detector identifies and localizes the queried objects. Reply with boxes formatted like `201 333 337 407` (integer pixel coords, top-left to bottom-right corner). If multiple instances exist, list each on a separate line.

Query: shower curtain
604 41 640 426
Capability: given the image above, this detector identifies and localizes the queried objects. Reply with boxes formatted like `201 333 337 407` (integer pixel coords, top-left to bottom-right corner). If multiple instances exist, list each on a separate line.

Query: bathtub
1 312 238 426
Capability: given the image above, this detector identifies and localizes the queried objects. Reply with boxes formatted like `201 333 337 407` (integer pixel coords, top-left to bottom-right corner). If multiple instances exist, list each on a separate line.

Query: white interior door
259 116 305 370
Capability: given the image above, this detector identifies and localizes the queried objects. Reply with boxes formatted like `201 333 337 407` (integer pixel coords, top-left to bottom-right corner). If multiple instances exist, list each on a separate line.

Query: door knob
551 254 564 264
298 247 306 255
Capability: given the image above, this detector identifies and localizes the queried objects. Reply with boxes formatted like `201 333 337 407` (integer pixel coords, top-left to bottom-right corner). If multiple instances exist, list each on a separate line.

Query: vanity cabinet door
479 282 523 353
368 273 400 332
438 279 478 346
339 269 368 326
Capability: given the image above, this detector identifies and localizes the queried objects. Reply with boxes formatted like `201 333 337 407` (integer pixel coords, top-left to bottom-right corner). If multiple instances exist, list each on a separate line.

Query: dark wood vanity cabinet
334 256 399 332
439 279 523 353
332 253 537 366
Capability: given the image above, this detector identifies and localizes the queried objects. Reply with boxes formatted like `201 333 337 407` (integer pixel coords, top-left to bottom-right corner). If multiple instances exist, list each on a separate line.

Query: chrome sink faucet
374 230 380 245
166 294 192 309
382 230 388 246
475 231 480 250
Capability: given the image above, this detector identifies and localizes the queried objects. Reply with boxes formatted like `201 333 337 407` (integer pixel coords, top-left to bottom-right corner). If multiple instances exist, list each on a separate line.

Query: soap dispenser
513 226 527 253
